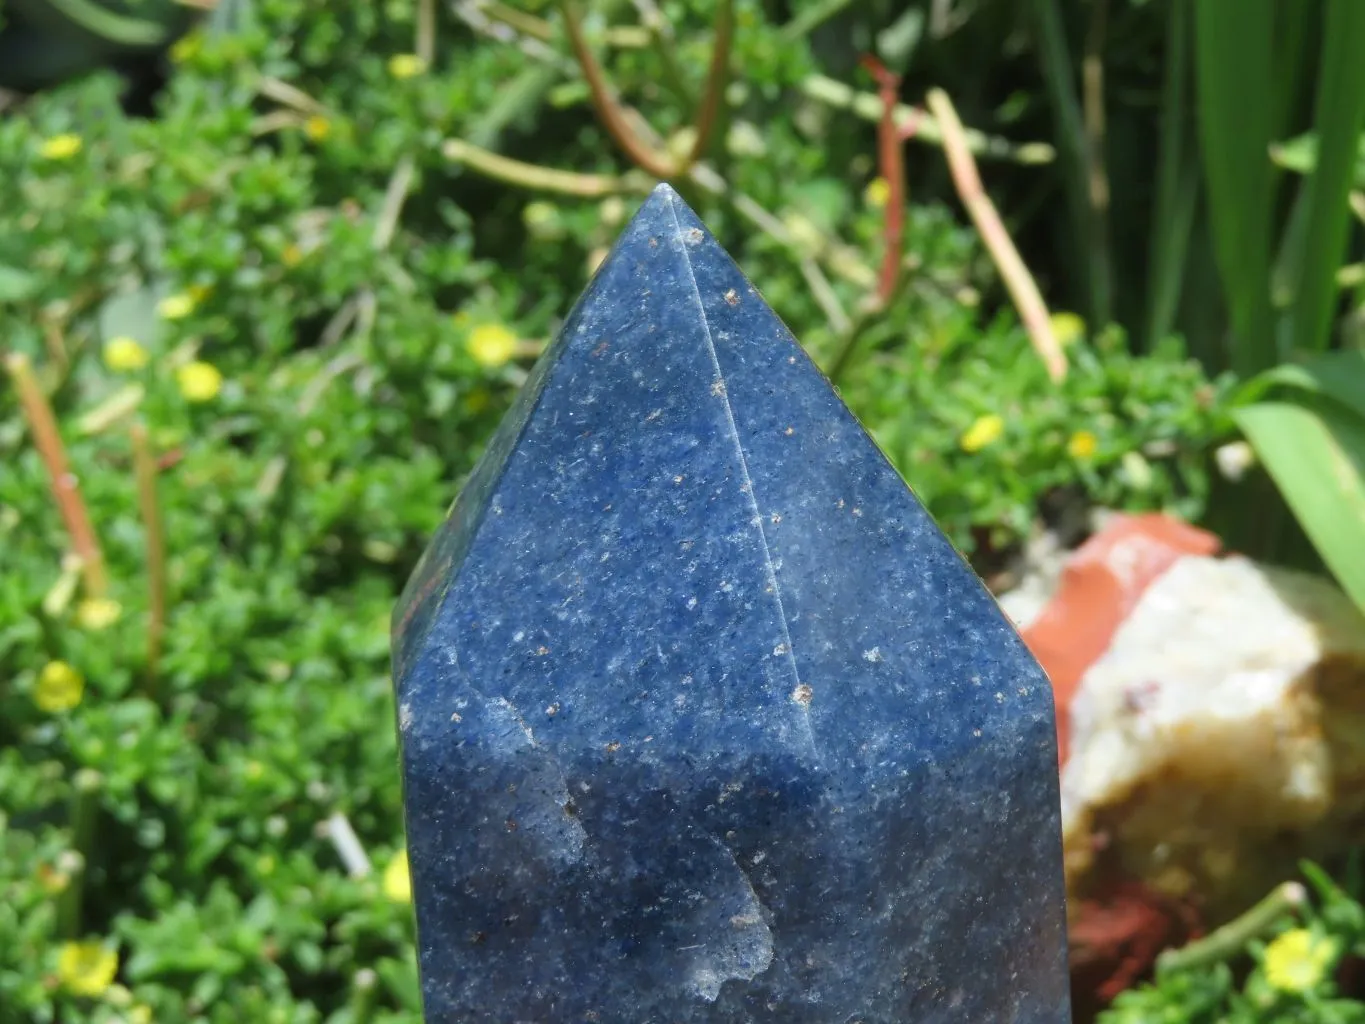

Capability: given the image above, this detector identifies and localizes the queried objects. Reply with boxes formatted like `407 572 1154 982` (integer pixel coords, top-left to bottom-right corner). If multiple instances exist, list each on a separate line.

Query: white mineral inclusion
483 696 587 865
684 846 775 1001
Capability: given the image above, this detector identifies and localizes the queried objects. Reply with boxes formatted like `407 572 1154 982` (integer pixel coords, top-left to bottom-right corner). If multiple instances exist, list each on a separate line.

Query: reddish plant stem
560 1 678 178
861 56 907 306
685 0 734 166
5 353 108 597
562 0 734 180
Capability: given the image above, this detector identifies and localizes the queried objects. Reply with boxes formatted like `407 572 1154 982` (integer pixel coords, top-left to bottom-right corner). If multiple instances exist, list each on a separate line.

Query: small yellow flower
467 323 518 369
129 1005 153 1024
56 940 118 997
387 54 427 80
176 360 223 402
74 598 122 631
1066 430 1099 460
864 176 891 209
281 243 303 267
383 848 412 903
960 414 1005 453
157 293 196 320
1049 311 1086 348
1263 928 1337 993
304 115 331 142
34 660 84 713
170 31 202 63
102 336 149 372
39 134 83 161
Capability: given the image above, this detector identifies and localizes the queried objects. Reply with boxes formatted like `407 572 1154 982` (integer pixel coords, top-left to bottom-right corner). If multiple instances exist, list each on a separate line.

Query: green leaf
1193 0 1277 375
1234 394 1365 614
1145 0 1197 351
1249 348 1365 413
1285 0 1365 354
0 266 39 304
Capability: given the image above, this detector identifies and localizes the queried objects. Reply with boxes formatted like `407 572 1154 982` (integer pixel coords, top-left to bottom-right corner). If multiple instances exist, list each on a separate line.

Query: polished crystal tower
391 184 1071 1023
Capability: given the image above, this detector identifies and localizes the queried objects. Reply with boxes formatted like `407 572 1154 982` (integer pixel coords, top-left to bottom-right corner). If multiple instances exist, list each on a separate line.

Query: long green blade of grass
1144 0 1195 352
1032 0 1112 329
1192 0 1276 376
1235 397 1365 615
1286 0 1365 355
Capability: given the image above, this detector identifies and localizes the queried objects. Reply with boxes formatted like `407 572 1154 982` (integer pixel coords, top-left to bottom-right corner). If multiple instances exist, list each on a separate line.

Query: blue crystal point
392 184 1071 1023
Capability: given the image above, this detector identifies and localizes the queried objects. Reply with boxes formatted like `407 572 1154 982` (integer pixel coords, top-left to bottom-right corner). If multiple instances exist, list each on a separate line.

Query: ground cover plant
0 0 1359 1021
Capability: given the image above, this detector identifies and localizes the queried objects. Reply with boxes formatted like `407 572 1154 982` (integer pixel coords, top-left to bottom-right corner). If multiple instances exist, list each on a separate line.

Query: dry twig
927 89 1067 382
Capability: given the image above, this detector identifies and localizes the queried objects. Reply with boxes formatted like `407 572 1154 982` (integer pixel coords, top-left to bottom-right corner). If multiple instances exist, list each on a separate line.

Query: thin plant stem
1144 0 1195 351
928 89 1067 383
131 423 166 691
561 0 733 178
467 63 562 149
780 0 856 41
373 155 416 251
799 74 1056 164
70 768 103 864
1032 0 1111 326
52 850 86 939
257 75 327 115
799 258 850 336
686 162 877 290
560 0 677 178
5 353 108 597
1082 0 1112 321
824 273 912 385
861 55 908 305
58 769 102 934
350 969 380 1024
1156 881 1306 974
325 811 373 878
482 0 553 41
416 0 436 63
41 317 70 374
632 0 693 105
684 0 733 166
443 137 644 196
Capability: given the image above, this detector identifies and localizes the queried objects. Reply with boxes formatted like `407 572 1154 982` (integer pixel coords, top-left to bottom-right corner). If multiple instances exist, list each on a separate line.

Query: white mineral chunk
1060 555 1365 921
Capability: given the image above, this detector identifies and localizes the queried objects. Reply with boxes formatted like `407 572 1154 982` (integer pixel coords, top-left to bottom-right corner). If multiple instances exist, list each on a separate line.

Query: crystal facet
392 184 1071 1023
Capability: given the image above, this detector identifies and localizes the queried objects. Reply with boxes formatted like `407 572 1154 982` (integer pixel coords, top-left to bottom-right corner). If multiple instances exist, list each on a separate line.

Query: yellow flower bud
383 848 412 903
103 337 149 372
388 54 427 79
34 660 84 713
176 360 223 402
39 134 83 161
74 598 122 630
1049 311 1086 348
960 414 1005 453
157 293 196 320
56 941 119 997
864 176 891 209
1066 430 1098 459
467 324 518 369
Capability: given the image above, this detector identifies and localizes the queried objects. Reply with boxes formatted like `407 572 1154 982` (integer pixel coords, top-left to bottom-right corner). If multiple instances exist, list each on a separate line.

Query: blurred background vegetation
1 0 1364 1021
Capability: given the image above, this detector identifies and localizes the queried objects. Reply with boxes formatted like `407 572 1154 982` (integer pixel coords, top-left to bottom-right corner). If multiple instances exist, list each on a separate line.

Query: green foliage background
0 0 1330 1020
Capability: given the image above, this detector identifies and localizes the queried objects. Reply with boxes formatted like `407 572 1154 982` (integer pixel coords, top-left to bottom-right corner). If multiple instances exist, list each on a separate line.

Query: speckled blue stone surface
392 184 1070 1023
